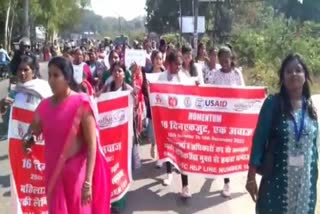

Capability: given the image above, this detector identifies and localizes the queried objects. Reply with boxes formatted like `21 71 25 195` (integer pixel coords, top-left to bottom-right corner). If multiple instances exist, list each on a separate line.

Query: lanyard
292 99 307 142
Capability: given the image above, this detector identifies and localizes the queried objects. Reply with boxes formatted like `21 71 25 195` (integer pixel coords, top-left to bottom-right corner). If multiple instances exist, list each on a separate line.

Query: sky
91 0 147 20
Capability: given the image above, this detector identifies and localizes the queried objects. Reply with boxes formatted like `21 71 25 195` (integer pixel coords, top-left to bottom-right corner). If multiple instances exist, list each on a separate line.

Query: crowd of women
0 37 318 214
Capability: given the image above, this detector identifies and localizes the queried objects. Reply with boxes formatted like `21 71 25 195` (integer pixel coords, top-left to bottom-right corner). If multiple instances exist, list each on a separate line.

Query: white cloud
91 0 147 20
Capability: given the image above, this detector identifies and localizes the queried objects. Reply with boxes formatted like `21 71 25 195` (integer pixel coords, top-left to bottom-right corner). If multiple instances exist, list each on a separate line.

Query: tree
144 0 236 42
267 0 320 21
60 9 146 39
145 0 179 34
32 0 91 42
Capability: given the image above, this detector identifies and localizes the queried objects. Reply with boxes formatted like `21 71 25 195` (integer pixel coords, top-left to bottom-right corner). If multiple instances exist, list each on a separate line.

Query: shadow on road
133 159 165 181
124 160 246 214
0 175 10 188
0 155 8 161
0 122 8 141
3 191 10 197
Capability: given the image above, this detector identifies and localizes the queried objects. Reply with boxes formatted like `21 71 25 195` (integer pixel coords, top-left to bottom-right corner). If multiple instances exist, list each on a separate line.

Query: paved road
0 65 319 213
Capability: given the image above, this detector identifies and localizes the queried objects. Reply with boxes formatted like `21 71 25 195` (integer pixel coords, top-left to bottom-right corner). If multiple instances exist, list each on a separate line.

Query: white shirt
203 64 222 84
206 68 245 86
181 63 204 84
105 75 114 85
0 48 10 62
157 70 196 84
72 63 86 84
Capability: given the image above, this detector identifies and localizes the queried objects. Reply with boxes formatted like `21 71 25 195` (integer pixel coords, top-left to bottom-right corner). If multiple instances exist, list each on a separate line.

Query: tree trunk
8 9 15 51
4 0 12 50
23 0 30 38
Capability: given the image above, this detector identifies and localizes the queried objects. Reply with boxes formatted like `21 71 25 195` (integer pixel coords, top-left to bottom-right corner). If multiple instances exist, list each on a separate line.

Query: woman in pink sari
23 56 111 214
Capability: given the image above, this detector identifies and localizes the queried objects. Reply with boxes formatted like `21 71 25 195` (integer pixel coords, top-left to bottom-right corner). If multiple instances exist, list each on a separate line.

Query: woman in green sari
246 54 318 214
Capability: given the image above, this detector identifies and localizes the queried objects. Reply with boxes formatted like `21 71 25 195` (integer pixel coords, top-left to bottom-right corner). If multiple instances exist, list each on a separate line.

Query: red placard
9 104 48 214
149 83 266 177
96 91 133 202
9 91 133 213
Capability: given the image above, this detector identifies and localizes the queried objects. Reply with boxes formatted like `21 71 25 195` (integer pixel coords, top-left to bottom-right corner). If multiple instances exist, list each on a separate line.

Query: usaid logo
204 100 228 108
168 96 178 107
184 97 192 108
155 94 162 104
195 98 204 109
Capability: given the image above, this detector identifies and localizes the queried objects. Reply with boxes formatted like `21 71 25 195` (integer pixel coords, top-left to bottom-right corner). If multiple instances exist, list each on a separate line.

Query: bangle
246 180 256 184
84 181 92 186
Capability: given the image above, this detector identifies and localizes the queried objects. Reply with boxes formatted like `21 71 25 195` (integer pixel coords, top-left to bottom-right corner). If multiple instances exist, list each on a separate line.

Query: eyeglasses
23 45 31 49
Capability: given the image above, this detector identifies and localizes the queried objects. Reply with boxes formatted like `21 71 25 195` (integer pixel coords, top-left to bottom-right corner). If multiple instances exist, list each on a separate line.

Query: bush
161 33 192 46
231 5 320 77
243 62 279 94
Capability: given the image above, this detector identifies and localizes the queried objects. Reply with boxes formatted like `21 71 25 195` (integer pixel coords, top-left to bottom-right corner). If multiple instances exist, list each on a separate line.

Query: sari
36 93 111 214
9 79 52 213
132 65 144 133
4 79 52 129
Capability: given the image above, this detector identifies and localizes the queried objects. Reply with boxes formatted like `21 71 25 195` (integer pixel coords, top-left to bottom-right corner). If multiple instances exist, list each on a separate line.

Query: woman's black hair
108 50 118 63
110 61 126 74
159 39 166 47
181 44 192 55
166 49 181 64
181 45 198 77
74 47 82 54
150 50 161 64
63 46 73 55
48 56 80 92
110 61 128 91
196 42 205 59
19 55 36 73
278 53 317 120
218 46 237 68
208 47 218 56
226 43 233 51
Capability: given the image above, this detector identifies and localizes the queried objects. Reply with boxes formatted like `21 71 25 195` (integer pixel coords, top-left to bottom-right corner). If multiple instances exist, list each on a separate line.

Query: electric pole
23 0 30 38
179 0 182 44
193 0 199 54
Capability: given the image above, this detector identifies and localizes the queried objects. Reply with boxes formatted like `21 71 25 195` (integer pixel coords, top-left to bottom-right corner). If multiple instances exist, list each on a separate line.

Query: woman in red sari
23 56 111 214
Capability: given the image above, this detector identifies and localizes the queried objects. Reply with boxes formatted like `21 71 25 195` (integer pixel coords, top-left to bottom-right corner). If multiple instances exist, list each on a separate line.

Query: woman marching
246 54 318 214
181 44 204 84
23 57 111 214
203 47 221 84
204 46 245 197
1 55 52 130
141 50 164 167
101 61 137 214
158 50 197 198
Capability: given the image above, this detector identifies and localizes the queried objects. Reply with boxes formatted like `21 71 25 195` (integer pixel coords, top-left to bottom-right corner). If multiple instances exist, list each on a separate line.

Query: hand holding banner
9 97 47 214
149 83 266 177
96 91 133 202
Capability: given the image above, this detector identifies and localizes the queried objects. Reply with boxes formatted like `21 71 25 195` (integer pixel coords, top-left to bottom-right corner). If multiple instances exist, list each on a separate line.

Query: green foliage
266 0 320 21
145 0 212 34
33 0 90 38
60 9 146 40
145 0 180 34
160 33 189 46
231 3 320 92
